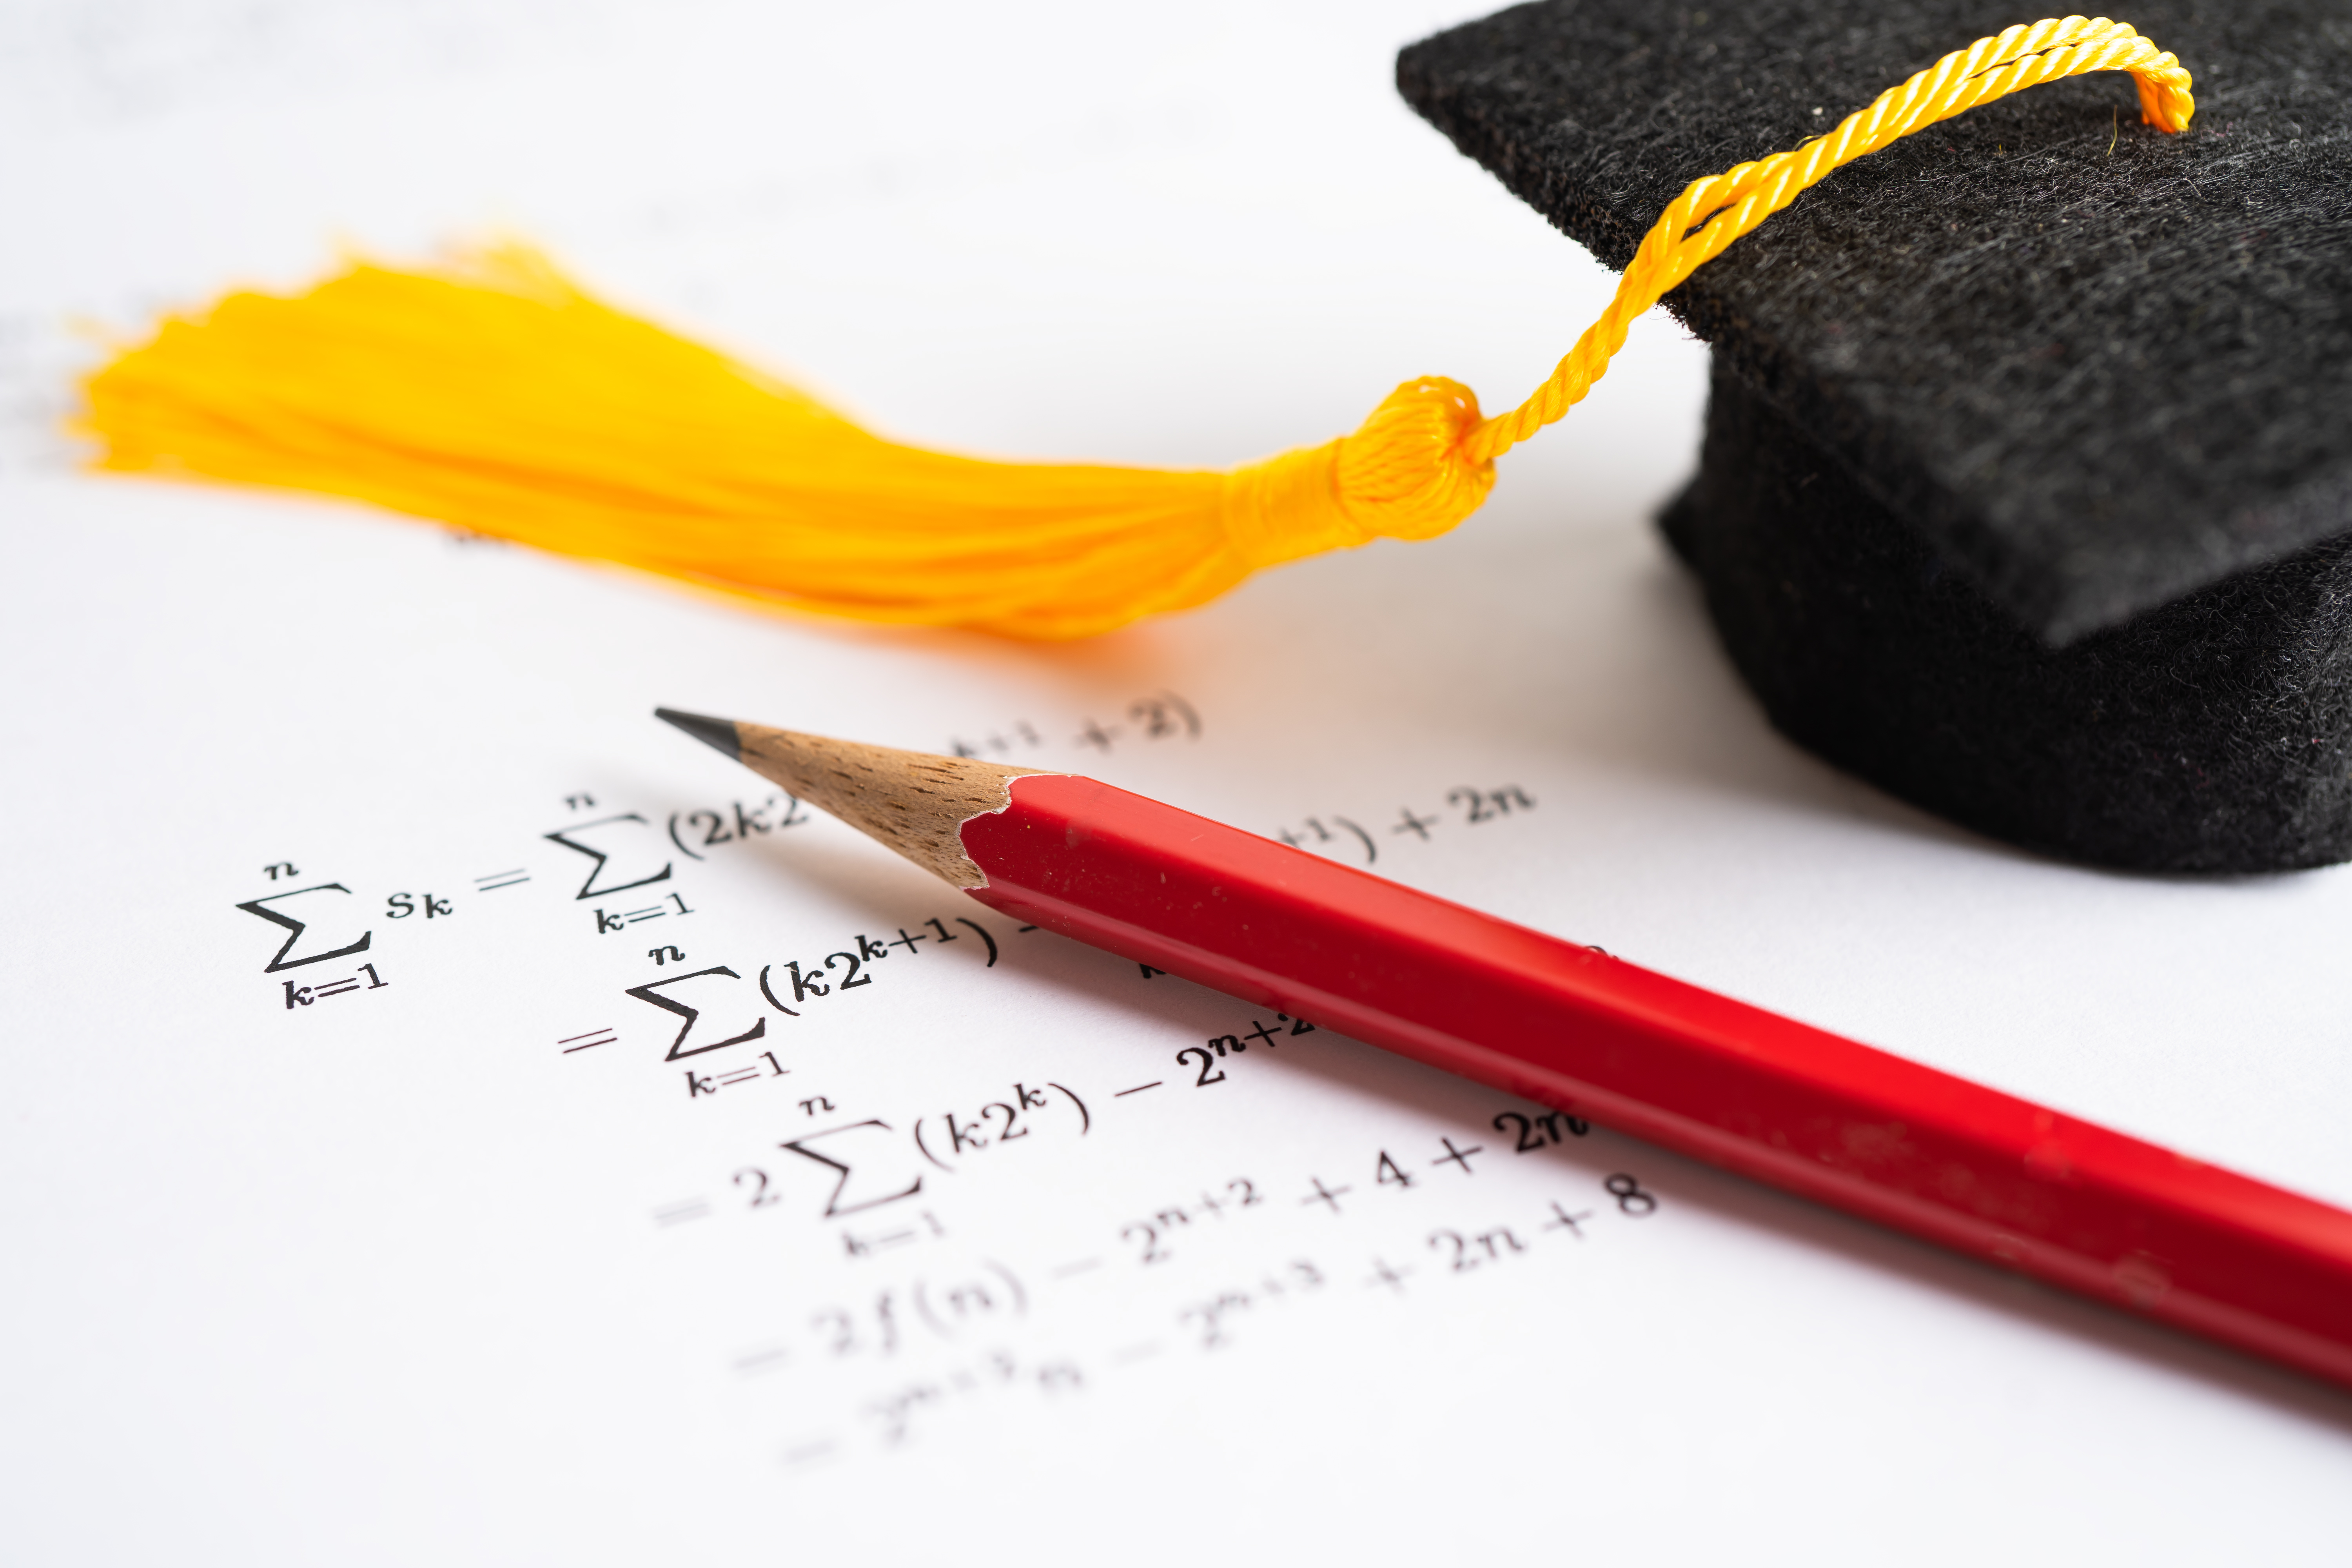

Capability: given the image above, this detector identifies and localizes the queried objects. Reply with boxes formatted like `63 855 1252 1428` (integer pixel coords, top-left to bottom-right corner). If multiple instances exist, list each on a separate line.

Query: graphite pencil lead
653 707 744 762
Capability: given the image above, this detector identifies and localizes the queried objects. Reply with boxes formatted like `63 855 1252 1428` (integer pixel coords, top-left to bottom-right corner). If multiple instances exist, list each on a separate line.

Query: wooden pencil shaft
677 715 2352 1389
726 719 1044 887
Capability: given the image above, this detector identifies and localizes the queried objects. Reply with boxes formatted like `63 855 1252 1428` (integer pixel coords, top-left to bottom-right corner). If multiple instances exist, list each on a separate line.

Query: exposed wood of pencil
653 711 2352 1392
655 709 1043 887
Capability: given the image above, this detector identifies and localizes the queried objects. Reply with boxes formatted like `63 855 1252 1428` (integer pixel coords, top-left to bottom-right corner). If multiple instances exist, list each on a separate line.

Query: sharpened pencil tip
655 708 744 762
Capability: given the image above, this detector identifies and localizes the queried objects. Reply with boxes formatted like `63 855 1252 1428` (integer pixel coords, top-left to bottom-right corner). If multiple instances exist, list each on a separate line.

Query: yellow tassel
76 20 2190 640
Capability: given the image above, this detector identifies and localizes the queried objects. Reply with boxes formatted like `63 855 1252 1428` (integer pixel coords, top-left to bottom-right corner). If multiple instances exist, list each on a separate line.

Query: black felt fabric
1663 362 2352 872
1399 0 2352 644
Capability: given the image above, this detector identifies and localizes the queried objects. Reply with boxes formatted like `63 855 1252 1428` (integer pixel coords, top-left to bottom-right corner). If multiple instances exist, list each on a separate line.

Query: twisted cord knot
1222 376 1494 568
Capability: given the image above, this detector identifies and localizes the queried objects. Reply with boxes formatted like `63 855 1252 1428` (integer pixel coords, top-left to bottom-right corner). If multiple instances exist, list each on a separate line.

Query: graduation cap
1401 2 2352 873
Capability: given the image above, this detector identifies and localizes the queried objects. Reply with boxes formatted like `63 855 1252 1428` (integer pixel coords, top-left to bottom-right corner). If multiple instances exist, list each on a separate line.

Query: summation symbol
237 882 372 973
544 813 673 899
625 965 767 1061
777 1120 925 1218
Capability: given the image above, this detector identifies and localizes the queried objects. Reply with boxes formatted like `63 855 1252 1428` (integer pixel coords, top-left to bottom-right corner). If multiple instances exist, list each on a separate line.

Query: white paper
4 4 2350 1563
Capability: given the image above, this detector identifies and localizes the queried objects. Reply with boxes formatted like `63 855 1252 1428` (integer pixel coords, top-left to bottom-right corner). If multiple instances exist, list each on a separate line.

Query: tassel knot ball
1221 376 1494 572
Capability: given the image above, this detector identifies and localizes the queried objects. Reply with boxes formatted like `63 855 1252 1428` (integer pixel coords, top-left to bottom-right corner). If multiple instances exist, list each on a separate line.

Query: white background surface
3 2 2349 1562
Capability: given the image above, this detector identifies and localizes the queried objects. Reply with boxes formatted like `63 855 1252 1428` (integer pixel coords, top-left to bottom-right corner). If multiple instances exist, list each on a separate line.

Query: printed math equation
218 693 1637 1469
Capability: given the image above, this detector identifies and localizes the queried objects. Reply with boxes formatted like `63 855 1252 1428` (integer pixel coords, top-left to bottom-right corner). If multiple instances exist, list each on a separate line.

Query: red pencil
658 709 2352 1389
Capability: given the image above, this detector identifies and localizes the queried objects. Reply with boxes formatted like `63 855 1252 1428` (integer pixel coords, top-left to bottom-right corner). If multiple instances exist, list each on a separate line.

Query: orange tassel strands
78 18 2192 640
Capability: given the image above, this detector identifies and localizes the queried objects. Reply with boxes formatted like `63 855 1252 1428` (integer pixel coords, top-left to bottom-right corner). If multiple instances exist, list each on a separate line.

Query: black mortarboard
1400 2 2352 872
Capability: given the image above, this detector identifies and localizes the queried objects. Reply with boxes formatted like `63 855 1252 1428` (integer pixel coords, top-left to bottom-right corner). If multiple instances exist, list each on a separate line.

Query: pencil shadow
1671 1145 2352 1435
1248 1012 2352 1436
714 818 1248 1021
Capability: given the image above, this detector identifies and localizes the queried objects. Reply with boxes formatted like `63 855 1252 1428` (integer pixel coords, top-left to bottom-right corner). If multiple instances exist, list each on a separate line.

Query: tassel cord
1455 15 2195 467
